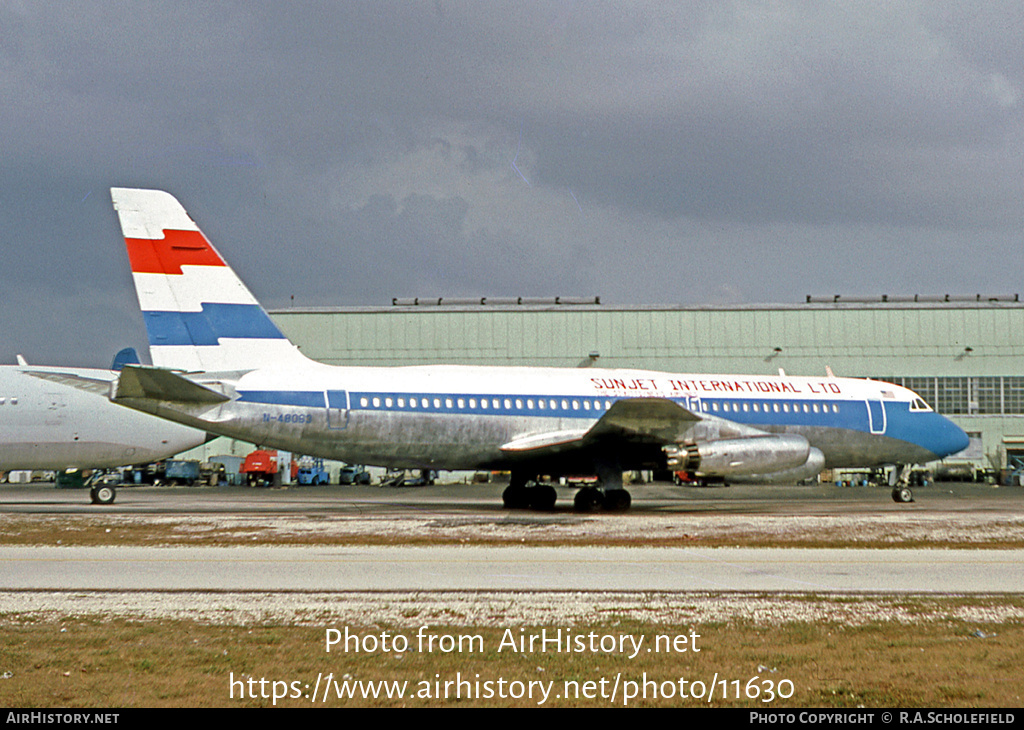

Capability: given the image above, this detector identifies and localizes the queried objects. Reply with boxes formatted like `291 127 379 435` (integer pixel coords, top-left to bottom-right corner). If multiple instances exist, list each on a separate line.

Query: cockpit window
910 398 932 412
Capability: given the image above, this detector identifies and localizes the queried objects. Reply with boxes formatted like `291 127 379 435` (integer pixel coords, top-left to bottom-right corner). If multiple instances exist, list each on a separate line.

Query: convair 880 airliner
99 188 968 510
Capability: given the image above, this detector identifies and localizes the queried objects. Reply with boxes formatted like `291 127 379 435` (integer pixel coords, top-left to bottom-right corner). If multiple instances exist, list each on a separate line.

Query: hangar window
975 377 1000 414
1004 377 1024 414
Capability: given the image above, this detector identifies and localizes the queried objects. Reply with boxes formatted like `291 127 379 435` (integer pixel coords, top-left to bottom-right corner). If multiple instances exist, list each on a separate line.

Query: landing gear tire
527 485 558 511
90 485 116 505
502 485 530 509
603 489 631 512
573 487 604 513
892 486 914 503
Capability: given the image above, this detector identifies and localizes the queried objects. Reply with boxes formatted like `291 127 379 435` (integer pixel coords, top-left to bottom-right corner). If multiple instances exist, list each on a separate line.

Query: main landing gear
502 468 633 512
501 483 558 510
502 473 558 511
572 487 631 513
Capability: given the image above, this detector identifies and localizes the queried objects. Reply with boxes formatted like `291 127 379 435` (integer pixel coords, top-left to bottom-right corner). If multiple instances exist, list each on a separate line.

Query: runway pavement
2 480 1021 515
2 544 1021 593
2 481 1021 596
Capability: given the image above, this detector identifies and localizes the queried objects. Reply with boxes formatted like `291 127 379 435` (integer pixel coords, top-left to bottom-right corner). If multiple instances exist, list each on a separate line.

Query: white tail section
111 187 309 372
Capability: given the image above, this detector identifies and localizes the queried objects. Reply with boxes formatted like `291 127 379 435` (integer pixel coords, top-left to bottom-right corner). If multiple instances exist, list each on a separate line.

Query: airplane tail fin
111 347 141 371
110 188 309 372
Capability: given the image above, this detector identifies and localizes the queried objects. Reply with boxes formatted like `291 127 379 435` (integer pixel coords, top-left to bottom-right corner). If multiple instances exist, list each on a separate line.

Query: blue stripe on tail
143 303 286 347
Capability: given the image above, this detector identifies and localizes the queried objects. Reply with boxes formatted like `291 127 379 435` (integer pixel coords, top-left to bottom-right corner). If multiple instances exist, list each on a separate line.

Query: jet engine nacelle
730 446 827 484
664 434 811 477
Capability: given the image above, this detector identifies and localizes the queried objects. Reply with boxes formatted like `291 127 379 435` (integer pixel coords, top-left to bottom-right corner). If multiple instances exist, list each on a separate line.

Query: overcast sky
3 1 1023 367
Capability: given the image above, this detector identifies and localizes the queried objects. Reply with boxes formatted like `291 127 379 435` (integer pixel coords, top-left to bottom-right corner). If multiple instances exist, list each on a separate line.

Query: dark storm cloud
2 2 1023 366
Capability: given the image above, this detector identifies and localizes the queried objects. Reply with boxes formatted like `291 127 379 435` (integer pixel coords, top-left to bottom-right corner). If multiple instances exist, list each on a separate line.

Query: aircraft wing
500 397 702 457
582 397 701 443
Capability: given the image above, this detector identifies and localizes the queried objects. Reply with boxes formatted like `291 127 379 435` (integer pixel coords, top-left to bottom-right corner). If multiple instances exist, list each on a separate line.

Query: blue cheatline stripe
233 386 878 435
143 303 285 346
344 391 873 430
237 390 326 408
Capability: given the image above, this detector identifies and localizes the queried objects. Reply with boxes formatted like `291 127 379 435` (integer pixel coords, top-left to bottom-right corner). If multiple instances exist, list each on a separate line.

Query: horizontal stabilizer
25 369 114 396
114 365 230 404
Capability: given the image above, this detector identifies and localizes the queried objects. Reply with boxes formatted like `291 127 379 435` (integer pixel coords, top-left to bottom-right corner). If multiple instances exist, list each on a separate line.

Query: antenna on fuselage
825 365 835 378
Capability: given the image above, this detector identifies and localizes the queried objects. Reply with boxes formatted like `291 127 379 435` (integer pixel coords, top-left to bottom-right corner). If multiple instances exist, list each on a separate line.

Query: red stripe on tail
125 229 227 275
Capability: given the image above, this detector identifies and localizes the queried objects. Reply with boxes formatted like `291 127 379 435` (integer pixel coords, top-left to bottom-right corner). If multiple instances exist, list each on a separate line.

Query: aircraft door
326 390 349 430
866 400 886 434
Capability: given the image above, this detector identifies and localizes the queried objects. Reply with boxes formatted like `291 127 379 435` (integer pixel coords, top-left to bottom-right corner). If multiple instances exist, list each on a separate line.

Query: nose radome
937 417 970 458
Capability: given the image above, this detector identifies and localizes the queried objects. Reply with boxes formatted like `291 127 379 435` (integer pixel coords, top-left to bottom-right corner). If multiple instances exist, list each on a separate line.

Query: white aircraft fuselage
99 187 968 507
0 364 207 472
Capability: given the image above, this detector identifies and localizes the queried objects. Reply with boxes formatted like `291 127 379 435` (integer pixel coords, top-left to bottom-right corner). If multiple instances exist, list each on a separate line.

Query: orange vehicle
240 449 278 487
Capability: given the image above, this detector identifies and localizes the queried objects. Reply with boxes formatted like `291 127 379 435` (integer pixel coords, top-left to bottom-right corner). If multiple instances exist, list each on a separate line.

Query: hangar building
270 294 1024 477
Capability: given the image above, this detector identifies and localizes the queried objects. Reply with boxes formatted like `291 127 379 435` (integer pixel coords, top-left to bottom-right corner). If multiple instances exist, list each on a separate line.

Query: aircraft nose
934 417 970 458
